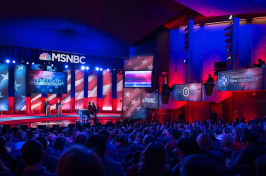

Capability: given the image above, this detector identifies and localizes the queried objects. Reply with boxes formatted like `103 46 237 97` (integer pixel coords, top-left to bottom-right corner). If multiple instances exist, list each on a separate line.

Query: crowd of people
0 117 265 176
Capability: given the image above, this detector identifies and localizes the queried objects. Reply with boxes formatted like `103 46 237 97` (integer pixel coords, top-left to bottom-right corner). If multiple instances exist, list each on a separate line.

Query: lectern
45 105 51 117
57 104 62 116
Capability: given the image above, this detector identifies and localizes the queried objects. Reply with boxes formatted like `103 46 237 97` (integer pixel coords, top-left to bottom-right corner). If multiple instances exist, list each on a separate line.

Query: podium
45 105 51 117
57 105 62 116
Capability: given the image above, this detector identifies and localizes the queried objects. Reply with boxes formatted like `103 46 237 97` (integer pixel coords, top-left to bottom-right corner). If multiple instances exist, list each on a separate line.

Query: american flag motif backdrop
31 93 42 110
47 94 57 110
124 56 153 71
102 70 112 110
14 64 26 111
61 69 71 110
122 88 147 119
0 64 9 111
88 72 97 104
75 69 84 110
117 73 123 111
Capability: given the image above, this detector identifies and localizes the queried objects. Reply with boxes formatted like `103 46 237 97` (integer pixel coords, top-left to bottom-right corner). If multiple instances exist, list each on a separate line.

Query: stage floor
0 113 124 126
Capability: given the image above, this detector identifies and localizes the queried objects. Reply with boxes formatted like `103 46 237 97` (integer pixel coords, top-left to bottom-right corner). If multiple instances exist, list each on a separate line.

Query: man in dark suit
233 129 266 174
44 98 51 117
91 102 98 125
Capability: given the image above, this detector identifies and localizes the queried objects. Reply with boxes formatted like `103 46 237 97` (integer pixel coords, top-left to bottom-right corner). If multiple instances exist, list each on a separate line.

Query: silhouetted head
86 134 107 156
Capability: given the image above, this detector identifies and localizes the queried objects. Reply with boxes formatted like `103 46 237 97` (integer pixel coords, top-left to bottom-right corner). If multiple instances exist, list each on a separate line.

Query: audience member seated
254 152 266 176
172 137 201 176
57 146 104 176
99 129 119 161
45 137 66 158
233 129 266 173
231 128 244 152
127 142 170 176
0 158 12 176
14 132 27 150
0 137 15 172
4 133 15 153
86 134 124 176
21 140 55 176
219 134 237 167
74 132 88 147
47 134 56 148
180 155 224 176
165 129 181 152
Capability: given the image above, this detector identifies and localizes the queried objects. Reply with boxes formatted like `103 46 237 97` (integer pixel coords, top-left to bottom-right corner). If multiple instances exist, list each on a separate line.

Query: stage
0 113 124 127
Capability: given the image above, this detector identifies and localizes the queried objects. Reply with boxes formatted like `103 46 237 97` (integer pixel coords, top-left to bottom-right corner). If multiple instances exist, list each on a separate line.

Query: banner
88 72 98 105
61 69 71 110
31 93 42 110
75 69 84 109
14 65 26 111
27 70 67 94
47 94 57 110
116 73 123 111
102 70 112 110
173 83 202 102
0 64 9 111
218 68 264 91
141 93 159 109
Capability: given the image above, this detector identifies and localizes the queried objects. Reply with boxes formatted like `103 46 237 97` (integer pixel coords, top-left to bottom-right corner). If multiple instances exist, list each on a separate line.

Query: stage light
81 66 85 70
229 15 233 20
12 60 16 64
32 62 35 65
26 62 29 65
100 68 103 71
86 66 89 70
184 59 188 64
107 68 110 72
5 59 10 64
51 64 54 67
65 65 68 68
113 68 116 70
95 67 99 71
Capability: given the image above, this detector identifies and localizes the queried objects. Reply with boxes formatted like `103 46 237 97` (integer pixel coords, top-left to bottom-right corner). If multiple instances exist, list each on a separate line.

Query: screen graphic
218 68 264 91
124 71 152 87
27 70 67 94
141 93 159 109
173 83 202 102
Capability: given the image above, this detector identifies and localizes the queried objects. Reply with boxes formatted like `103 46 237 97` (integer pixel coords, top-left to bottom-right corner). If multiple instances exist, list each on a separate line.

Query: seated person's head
36 136 48 151
221 134 234 148
74 133 88 146
0 137 7 153
181 155 224 176
48 134 56 143
140 142 167 172
197 133 211 153
98 129 110 140
57 146 104 176
54 137 67 150
20 132 27 141
137 132 144 143
177 137 201 162
171 129 181 141
143 134 156 148
86 134 107 156
21 140 43 167
241 129 258 148
118 134 128 145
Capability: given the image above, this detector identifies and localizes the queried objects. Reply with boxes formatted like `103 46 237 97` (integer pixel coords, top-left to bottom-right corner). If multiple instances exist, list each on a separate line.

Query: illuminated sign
39 52 86 64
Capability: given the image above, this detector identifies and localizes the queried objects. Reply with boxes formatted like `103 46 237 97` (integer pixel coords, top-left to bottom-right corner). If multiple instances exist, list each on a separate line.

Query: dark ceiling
0 0 186 45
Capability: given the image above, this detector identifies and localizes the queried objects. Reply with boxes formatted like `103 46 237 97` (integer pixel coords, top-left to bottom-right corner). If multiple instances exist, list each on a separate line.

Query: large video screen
173 83 202 102
27 70 67 94
218 68 264 91
141 93 159 109
124 71 152 87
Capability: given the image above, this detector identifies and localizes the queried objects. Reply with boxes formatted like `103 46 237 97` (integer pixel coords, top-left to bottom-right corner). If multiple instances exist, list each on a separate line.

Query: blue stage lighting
81 66 85 70
26 62 29 65
65 65 68 68
107 68 110 72
5 59 10 64
32 62 35 65
100 68 103 71
12 60 16 64
86 66 89 70
95 67 99 71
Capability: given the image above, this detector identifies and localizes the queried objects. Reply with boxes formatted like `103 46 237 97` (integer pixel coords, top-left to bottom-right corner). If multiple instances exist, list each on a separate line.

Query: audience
0 116 265 176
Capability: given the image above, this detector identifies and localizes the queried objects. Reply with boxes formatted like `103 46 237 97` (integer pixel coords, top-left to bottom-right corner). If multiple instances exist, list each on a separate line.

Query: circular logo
183 87 189 97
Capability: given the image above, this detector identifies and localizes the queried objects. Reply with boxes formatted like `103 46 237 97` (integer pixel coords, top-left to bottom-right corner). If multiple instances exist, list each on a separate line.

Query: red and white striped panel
102 70 112 110
61 69 71 110
47 94 57 110
117 73 123 111
31 93 42 110
75 69 84 110
88 72 97 104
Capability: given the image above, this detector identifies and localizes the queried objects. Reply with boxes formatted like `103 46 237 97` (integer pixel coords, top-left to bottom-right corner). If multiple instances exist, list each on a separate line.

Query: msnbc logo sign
39 53 51 61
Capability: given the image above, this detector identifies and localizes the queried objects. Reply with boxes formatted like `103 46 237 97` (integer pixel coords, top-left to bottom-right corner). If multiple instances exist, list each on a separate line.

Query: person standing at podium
56 99 61 116
44 98 51 117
